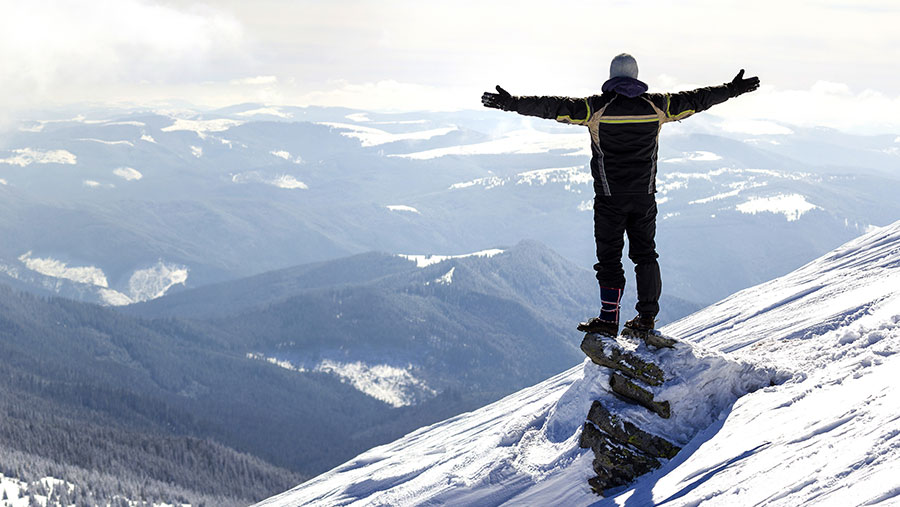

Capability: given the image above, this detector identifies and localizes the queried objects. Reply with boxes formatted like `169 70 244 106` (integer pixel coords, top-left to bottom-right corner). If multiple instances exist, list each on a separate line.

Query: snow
270 150 302 163
99 120 145 127
688 182 768 205
236 107 292 119
18 251 108 287
256 323 777 507
83 180 113 189
99 288 134 306
392 129 588 159
245 354 435 408
1 474 73 507
75 138 135 147
14 254 185 305
397 249 505 268
141 133 157 143
231 171 309 190
161 118 244 138
127 261 188 303
317 122 458 147
190 145 203 158
449 176 506 190
259 220 900 507
315 360 437 408
516 166 591 189
450 166 590 193
0 179 7 185
113 167 143 181
432 267 455 285
663 151 722 163
386 205 420 214
271 175 307 189
736 193 819 221
0 148 77 166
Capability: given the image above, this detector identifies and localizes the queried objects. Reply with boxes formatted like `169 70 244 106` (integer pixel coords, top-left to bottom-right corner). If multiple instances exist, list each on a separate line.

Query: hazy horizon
2 0 900 134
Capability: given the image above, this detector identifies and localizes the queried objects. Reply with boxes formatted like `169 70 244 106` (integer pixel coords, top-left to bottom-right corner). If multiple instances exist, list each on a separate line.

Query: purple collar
601 76 649 98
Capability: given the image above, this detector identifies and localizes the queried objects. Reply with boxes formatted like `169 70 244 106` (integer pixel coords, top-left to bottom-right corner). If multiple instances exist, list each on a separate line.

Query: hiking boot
577 317 619 337
622 314 677 348
623 314 656 333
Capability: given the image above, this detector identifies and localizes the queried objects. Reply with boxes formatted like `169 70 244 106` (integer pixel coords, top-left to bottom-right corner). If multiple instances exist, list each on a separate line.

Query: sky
2 0 900 133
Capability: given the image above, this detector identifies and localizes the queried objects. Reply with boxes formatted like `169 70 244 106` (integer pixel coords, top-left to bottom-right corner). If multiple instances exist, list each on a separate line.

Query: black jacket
513 77 731 195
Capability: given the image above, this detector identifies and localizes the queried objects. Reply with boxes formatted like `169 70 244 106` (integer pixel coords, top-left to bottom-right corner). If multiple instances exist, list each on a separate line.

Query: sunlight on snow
392 129 589 159
0 148 77 166
317 122 459 147
235 107 292 119
15 253 187 306
245 354 435 407
75 138 135 147
112 167 143 181
397 248 505 268
127 261 188 303
161 118 244 138
18 251 109 287
662 150 723 163
269 150 302 163
736 194 819 221
231 171 308 190
386 205 421 214
450 166 590 192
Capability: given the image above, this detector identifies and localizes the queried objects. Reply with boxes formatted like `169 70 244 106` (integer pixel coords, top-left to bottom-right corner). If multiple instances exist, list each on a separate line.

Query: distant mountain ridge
127 240 701 403
2 104 899 309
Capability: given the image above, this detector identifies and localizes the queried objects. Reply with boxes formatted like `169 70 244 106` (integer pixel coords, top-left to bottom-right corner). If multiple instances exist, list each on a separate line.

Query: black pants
593 193 661 318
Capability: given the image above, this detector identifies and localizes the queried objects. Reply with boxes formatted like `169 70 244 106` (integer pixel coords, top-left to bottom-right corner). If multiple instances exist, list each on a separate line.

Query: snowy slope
258 220 900 507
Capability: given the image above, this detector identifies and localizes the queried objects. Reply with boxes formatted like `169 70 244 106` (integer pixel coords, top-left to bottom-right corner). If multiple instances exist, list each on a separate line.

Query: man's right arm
482 86 592 125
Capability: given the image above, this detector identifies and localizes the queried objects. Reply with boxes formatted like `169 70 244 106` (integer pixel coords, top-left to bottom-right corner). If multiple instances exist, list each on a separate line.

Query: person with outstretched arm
482 53 759 339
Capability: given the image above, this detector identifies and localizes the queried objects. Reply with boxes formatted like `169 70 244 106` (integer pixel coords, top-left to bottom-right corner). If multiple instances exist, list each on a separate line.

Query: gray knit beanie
609 53 639 79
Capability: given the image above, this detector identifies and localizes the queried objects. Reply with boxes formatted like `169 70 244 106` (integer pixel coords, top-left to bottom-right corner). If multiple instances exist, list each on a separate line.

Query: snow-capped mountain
258 219 900 506
1 104 898 309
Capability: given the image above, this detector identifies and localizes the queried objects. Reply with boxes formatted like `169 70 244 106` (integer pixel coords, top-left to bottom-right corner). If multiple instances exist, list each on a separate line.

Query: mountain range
0 239 694 504
2 104 898 309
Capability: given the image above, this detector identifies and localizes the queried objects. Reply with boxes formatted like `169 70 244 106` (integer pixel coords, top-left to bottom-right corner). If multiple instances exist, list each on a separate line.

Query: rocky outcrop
580 338 665 386
578 331 681 495
608 373 671 418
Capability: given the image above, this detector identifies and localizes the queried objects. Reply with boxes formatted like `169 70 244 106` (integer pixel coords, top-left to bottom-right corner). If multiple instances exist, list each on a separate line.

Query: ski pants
592 193 661 318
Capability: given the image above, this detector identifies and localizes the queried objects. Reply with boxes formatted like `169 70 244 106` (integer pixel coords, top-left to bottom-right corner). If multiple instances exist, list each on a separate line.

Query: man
482 53 759 338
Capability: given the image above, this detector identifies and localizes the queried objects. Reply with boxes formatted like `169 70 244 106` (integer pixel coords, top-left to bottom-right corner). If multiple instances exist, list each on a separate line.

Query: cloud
297 80 474 112
706 82 900 135
230 75 278 85
0 0 244 112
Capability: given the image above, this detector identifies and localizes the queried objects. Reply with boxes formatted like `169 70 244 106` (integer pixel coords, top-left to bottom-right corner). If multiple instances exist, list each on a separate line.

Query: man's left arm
664 70 759 121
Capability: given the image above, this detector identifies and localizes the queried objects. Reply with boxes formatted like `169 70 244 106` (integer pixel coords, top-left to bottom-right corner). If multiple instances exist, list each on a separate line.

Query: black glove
481 85 517 111
727 69 760 97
